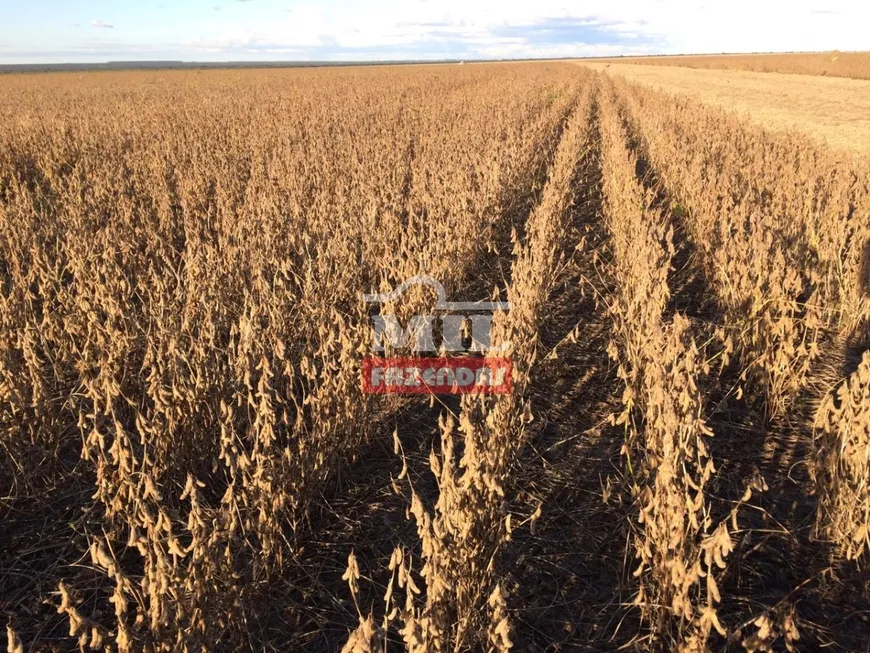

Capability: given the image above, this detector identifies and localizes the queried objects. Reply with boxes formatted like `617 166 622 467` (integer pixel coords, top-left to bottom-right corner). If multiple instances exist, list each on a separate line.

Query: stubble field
1 62 869 652
588 52 870 81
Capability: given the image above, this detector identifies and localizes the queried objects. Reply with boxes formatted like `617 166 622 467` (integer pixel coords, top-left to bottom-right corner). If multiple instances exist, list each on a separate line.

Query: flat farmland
582 62 870 157
1 62 869 652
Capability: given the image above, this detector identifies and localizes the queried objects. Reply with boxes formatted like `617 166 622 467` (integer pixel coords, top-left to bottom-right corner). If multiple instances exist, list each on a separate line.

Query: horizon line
0 49 863 74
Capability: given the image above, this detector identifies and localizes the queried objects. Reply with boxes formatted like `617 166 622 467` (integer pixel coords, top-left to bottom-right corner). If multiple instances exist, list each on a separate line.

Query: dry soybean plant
611 76 868 417
342 77 597 652
599 83 749 651
0 63 586 650
813 351 870 559
1 61 868 652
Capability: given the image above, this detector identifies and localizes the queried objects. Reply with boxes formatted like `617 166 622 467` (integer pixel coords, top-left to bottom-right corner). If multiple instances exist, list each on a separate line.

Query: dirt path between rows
580 63 870 160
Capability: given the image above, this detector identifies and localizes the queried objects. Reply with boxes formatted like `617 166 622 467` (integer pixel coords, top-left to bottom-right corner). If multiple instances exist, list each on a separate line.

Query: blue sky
0 0 867 64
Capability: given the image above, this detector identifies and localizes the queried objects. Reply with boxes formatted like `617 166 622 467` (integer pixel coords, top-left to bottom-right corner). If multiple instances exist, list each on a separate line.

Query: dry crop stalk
813 351 870 559
345 78 596 652
599 82 741 650
0 64 586 649
610 76 870 418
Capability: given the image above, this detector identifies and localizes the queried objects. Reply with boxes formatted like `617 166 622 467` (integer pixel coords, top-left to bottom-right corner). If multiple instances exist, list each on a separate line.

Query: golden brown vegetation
0 63 868 652
600 83 726 649
590 51 870 80
814 351 870 560
0 64 582 651
611 75 869 415
342 79 597 653
583 62 870 158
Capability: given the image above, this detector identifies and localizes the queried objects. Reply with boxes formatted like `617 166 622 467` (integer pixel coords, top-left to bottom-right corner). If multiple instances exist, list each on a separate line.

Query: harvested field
1 62 869 652
588 52 870 81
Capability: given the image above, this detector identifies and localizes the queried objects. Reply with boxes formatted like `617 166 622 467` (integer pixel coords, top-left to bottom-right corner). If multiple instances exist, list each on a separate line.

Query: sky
0 0 867 64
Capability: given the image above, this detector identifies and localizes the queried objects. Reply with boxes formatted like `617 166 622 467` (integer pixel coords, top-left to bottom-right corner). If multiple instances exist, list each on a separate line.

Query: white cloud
185 0 869 59
589 0 870 53
5 0 868 64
